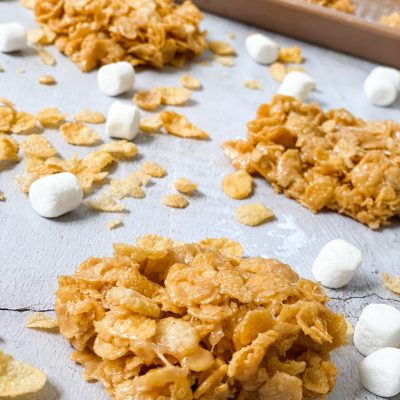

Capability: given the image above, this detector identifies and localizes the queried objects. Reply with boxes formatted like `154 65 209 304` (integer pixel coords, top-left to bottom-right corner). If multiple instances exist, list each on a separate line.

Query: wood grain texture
0 2 400 399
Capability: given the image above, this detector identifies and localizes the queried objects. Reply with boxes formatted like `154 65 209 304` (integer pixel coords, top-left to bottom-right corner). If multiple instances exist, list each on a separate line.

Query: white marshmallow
0 22 27 53
245 33 278 65
354 304 400 356
29 172 83 218
364 76 398 107
359 347 400 397
312 239 362 289
106 101 141 140
368 66 400 90
97 61 135 96
277 71 316 101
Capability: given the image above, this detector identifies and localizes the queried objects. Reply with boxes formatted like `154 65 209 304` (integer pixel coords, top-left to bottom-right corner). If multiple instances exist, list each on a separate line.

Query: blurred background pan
193 0 400 68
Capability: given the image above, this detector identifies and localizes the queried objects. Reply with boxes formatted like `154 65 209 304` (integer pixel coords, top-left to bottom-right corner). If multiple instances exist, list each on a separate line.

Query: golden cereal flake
99 141 138 158
244 79 263 90
199 237 244 257
141 161 166 178
160 110 209 140
0 350 46 397
383 273 400 296
36 108 66 127
0 98 14 108
154 86 192 106
12 112 37 134
0 107 16 133
174 177 197 194
221 170 253 200
133 90 162 111
87 192 128 213
0 135 19 162
38 75 57 85
73 109 106 124
235 203 275 226
180 74 201 90
60 122 101 146
381 12 400 29
108 173 145 200
163 194 189 208
345 319 354 336
306 0 355 13
26 312 58 329
278 47 303 63
139 114 162 133
268 62 306 83
208 40 235 56
20 134 56 158
214 55 235 67
107 220 123 230
0 192 4 201
37 45 56 65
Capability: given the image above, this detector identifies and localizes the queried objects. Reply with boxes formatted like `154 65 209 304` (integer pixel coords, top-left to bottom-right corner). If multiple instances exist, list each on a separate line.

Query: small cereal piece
107 219 123 230
73 109 105 124
246 33 278 64
163 194 189 208
38 75 56 85
174 177 197 194
0 106 16 132
133 90 162 111
0 97 13 107
383 273 400 296
60 122 101 146
12 112 37 134
37 45 56 65
108 173 145 200
0 22 27 53
208 40 235 56
380 12 400 29
244 79 262 90
278 47 303 64
154 87 191 106
87 192 128 213
180 74 201 90
0 64 4 72
106 101 141 141
142 161 166 178
199 237 244 257
36 107 66 127
0 134 19 161
140 114 162 133
160 110 209 140
221 170 253 199
214 55 235 67
278 71 316 101
97 62 135 97
268 62 288 83
0 192 4 201
99 140 138 159
26 312 58 329
0 350 46 397
235 203 275 226
20 134 56 158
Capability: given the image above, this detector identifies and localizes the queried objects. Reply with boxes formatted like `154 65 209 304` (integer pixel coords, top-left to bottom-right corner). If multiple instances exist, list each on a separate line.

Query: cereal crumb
142 161 166 178
37 45 56 66
163 193 189 208
0 191 5 201
214 55 235 67
26 312 58 330
383 273 400 296
38 75 56 85
73 109 106 124
174 177 197 195
87 192 128 213
244 79 263 90
180 74 201 90
60 122 101 146
107 220 123 230
278 47 303 64
0 64 5 73
221 170 253 199
208 40 235 56
235 203 275 226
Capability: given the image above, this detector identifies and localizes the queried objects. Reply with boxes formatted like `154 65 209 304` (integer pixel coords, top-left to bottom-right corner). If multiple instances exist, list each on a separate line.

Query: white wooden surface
0 2 400 399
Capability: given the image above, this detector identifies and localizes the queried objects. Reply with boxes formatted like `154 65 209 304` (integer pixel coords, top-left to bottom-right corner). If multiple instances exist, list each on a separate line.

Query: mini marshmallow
245 33 278 65
364 76 398 107
277 71 316 101
359 347 400 397
29 172 83 218
354 304 400 356
368 66 400 90
312 239 362 289
106 101 141 140
0 22 27 53
97 61 135 96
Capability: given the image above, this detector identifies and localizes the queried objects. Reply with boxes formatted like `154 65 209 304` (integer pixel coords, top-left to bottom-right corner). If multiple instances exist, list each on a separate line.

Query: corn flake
154 87 191 106
160 110 209 140
140 114 162 133
235 203 275 226
20 134 56 158
244 80 263 90
0 350 46 397
60 122 101 146
26 312 58 330
108 173 145 200
214 55 235 67
133 90 162 111
107 220 123 230
38 75 56 85
73 109 106 124
0 135 19 162
174 177 197 195
208 41 235 56
200 237 244 257
222 170 253 200
99 141 138 159
0 107 16 133
37 45 56 65
180 74 201 90
383 273 400 296
36 108 66 127
87 192 128 213
12 112 37 134
278 47 303 63
141 161 166 178
269 62 306 83
163 194 189 208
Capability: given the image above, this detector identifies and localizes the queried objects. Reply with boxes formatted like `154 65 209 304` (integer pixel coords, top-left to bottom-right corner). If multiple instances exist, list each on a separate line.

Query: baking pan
194 0 400 68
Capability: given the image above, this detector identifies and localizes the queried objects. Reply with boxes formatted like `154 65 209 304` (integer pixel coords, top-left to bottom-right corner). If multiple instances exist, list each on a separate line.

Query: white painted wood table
0 2 400 399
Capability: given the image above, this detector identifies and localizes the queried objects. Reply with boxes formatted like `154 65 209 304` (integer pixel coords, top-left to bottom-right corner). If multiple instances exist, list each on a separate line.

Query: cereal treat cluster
34 0 207 71
56 235 347 400
223 95 400 229
306 0 355 13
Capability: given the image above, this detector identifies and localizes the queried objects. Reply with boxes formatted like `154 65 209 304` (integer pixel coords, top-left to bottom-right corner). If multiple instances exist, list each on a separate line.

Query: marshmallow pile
364 66 400 107
0 22 27 52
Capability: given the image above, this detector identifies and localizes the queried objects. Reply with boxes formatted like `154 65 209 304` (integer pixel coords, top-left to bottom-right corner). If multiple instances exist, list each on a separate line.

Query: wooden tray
194 0 400 68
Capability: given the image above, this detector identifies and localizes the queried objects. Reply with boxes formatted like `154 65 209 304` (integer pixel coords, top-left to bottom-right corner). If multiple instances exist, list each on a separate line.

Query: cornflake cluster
56 235 347 400
33 0 207 71
223 95 400 229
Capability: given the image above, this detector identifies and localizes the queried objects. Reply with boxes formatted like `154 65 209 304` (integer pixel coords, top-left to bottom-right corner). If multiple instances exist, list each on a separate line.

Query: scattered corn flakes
381 12 400 29
20 134 56 158
278 47 303 63
235 203 275 226
180 74 201 90
154 86 191 106
214 55 235 67
163 193 189 208
0 350 46 397
244 79 263 90
38 75 56 85
208 40 235 56
222 170 253 200
60 122 101 146
107 220 123 230
174 177 197 194
36 107 66 127
383 273 400 296
87 192 128 213
26 312 59 329
0 135 19 162
199 237 244 256
12 112 37 134
142 161 166 178
99 141 137 159
133 90 162 111
160 110 209 140
73 109 106 124
139 114 162 133
37 45 56 65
